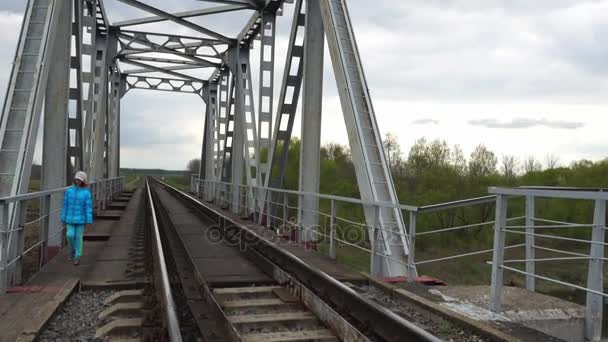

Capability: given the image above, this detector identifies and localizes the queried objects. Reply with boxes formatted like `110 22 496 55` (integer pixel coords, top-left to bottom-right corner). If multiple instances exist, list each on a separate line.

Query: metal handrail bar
533 217 588 226
417 195 496 213
0 177 124 203
503 256 596 263
533 245 589 258
415 244 525 265
503 229 608 246
490 187 608 200
505 224 594 229
198 179 419 211
416 220 494 236
498 264 608 298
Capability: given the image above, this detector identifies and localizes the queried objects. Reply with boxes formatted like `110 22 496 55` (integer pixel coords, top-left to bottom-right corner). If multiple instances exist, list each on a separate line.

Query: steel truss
0 0 412 277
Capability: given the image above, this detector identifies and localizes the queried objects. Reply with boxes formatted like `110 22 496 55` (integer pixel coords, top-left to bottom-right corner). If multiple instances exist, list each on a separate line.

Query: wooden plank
229 311 315 324
213 286 281 295
221 299 285 308
243 329 338 342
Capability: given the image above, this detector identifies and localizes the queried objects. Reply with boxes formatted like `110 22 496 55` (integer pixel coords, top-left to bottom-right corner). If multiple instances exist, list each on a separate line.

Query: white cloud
0 1 607 172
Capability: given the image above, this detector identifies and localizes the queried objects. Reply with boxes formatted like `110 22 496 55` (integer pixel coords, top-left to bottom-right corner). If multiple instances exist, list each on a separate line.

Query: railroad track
146 177 442 342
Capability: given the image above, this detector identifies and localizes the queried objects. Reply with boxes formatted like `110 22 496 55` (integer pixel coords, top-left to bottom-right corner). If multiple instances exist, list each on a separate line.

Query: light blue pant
66 224 84 259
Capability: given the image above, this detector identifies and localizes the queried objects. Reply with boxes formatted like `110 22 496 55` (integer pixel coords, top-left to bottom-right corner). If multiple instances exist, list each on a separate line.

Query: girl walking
60 171 93 265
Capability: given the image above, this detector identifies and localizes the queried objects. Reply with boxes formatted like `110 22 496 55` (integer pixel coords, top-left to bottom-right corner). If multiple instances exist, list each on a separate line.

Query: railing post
282 192 288 231
490 194 508 312
525 195 535 292
251 187 258 223
297 193 303 242
11 202 26 285
585 199 605 341
370 205 381 276
265 191 271 230
100 181 105 210
0 203 8 295
407 211 417 282
329 199 337 260
39 194 51 269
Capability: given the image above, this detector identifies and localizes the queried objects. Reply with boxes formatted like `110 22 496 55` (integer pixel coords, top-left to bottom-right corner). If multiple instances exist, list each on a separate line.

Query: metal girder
123 75 205 96
124 64 205 75
215 70 231 183
261 0 305 195
219 74 236 185
95 0 110 31
196 0 259 8
121 55 220 69
256 12 276 195
67 0 87 178
43 0 72 249
119 29 223 45
117 32 221 67
237 0 287 44
320 0 410 277
114 5 249 27
226 47 259 214
119 49 221 60
116 0 234 43
107 65 121 177
89 32 110 181
201 83 218 200
299 0 325 242
0 0 62 288
82 1 99 176
120 58 207 83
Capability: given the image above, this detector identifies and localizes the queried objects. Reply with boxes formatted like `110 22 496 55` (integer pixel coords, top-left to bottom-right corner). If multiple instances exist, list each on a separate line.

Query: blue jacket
60 186 93 225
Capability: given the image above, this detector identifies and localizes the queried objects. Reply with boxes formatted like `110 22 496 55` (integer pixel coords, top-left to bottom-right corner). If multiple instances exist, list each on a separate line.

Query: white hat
74 171 88 184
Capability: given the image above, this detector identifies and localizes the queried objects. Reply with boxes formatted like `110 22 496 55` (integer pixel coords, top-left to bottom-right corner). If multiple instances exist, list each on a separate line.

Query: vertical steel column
260 0 305 225
43 0 72 248
90 32 109 181
299 0 325 242
104 33 118 178
67 0 85 178
231 48 246 214
107 66 121 178
262 0 305 190
257 12 276 192
201 83 218 201
585 199 606 341
525 195 535 291
81 0 98 174
490 195 508 312
215 71 230 183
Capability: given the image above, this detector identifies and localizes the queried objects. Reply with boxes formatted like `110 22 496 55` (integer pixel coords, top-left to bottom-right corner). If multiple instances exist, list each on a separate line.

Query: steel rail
154 178 441 342
145 179 182 342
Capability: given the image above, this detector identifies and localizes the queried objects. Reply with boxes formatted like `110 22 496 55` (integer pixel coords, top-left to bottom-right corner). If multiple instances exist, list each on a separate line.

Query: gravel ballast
38 290 114 342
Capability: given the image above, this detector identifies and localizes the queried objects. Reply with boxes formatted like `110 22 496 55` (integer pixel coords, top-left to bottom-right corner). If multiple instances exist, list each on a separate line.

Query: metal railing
488 187 607 341
192 178 608 340
145 179 182 342
0 177 125 294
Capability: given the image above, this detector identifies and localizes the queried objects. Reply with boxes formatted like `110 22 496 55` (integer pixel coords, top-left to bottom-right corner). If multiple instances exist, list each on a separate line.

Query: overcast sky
1 0 607 170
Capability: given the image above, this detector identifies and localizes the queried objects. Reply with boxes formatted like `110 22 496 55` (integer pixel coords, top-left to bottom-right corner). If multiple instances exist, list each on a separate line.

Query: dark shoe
73 259 80 266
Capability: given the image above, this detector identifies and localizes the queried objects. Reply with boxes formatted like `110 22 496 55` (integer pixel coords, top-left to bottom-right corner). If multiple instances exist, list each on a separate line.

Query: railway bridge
0 1 605 341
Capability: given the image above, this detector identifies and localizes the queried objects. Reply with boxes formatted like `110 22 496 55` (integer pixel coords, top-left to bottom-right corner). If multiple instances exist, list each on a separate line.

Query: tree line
188 135 607 245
